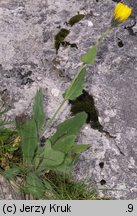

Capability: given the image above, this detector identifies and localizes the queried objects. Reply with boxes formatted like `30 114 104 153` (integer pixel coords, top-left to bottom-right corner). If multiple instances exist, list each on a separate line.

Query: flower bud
111 3 132 27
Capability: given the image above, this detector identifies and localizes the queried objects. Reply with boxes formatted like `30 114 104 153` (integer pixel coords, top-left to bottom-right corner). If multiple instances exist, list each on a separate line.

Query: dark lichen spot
17 69 33 85
100 179 106 185
99 162 104 169
21 77 34 85
55 28 70 52
19 70 32 79
117 38 124 48
112 0 120 2
124 26 137 36
70 90 116 138
70 90 103 131
68 14 85 26
57 25 61 29
61 41 78 49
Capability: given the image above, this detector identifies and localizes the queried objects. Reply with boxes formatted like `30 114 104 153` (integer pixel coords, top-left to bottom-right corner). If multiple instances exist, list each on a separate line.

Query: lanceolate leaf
41 140 65 168
18 118 38 165
50 112 87 144
33 146 45 169
53 156 74 174
81 46 97 65
71 144 90 153
33 88 45 131
16 89 45 166
63 67 86 100
53 135 76 153
3 166 21 179
43 179 59 199
26 173 45 198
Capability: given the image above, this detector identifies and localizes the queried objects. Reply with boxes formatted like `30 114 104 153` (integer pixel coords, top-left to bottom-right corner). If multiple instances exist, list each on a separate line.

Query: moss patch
70 90 103 131
55 28 70 52
54 13 85 52
70 90 116 138
68 14 85 26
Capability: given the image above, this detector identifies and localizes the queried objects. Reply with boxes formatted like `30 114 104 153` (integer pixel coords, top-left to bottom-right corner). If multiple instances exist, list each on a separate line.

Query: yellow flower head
111 2 132 27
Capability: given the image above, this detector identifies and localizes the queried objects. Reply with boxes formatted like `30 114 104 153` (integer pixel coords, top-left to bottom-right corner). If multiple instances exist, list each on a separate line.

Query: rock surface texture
0 0 137 199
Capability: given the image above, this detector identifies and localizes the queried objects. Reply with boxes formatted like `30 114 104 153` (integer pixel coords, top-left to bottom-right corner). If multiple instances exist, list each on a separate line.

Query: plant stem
42 27 111 135
95 26 112 47
66 64 85 93
42 64 86 134
44 99 66 132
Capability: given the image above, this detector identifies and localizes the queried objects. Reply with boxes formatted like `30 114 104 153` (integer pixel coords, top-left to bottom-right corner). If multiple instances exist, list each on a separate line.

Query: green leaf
53 156 74 174
33 146 44 169
53 135 76 153
41 140 65 168
43 180 59 199
72 144 90 153
50 112 87 144
26 173 45 198
3 166 21 179
18 118 38 165
43 179 54 191
63 67 86 100
81 46 97 65
16 89 45 166
33 88 45 131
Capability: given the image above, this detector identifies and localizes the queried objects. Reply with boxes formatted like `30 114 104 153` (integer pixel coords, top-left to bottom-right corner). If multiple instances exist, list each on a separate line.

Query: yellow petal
113 2 132 22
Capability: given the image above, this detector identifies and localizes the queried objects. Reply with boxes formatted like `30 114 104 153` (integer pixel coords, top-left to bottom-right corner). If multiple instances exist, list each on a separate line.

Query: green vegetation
0 13 112 199
68 14 85 26
70 90 103 130
55 28 70 52
54 13 85 52
0 75 97 199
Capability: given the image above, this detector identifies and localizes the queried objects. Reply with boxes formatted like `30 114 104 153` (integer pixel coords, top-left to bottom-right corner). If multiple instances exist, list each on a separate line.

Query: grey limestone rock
0 0 137 199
